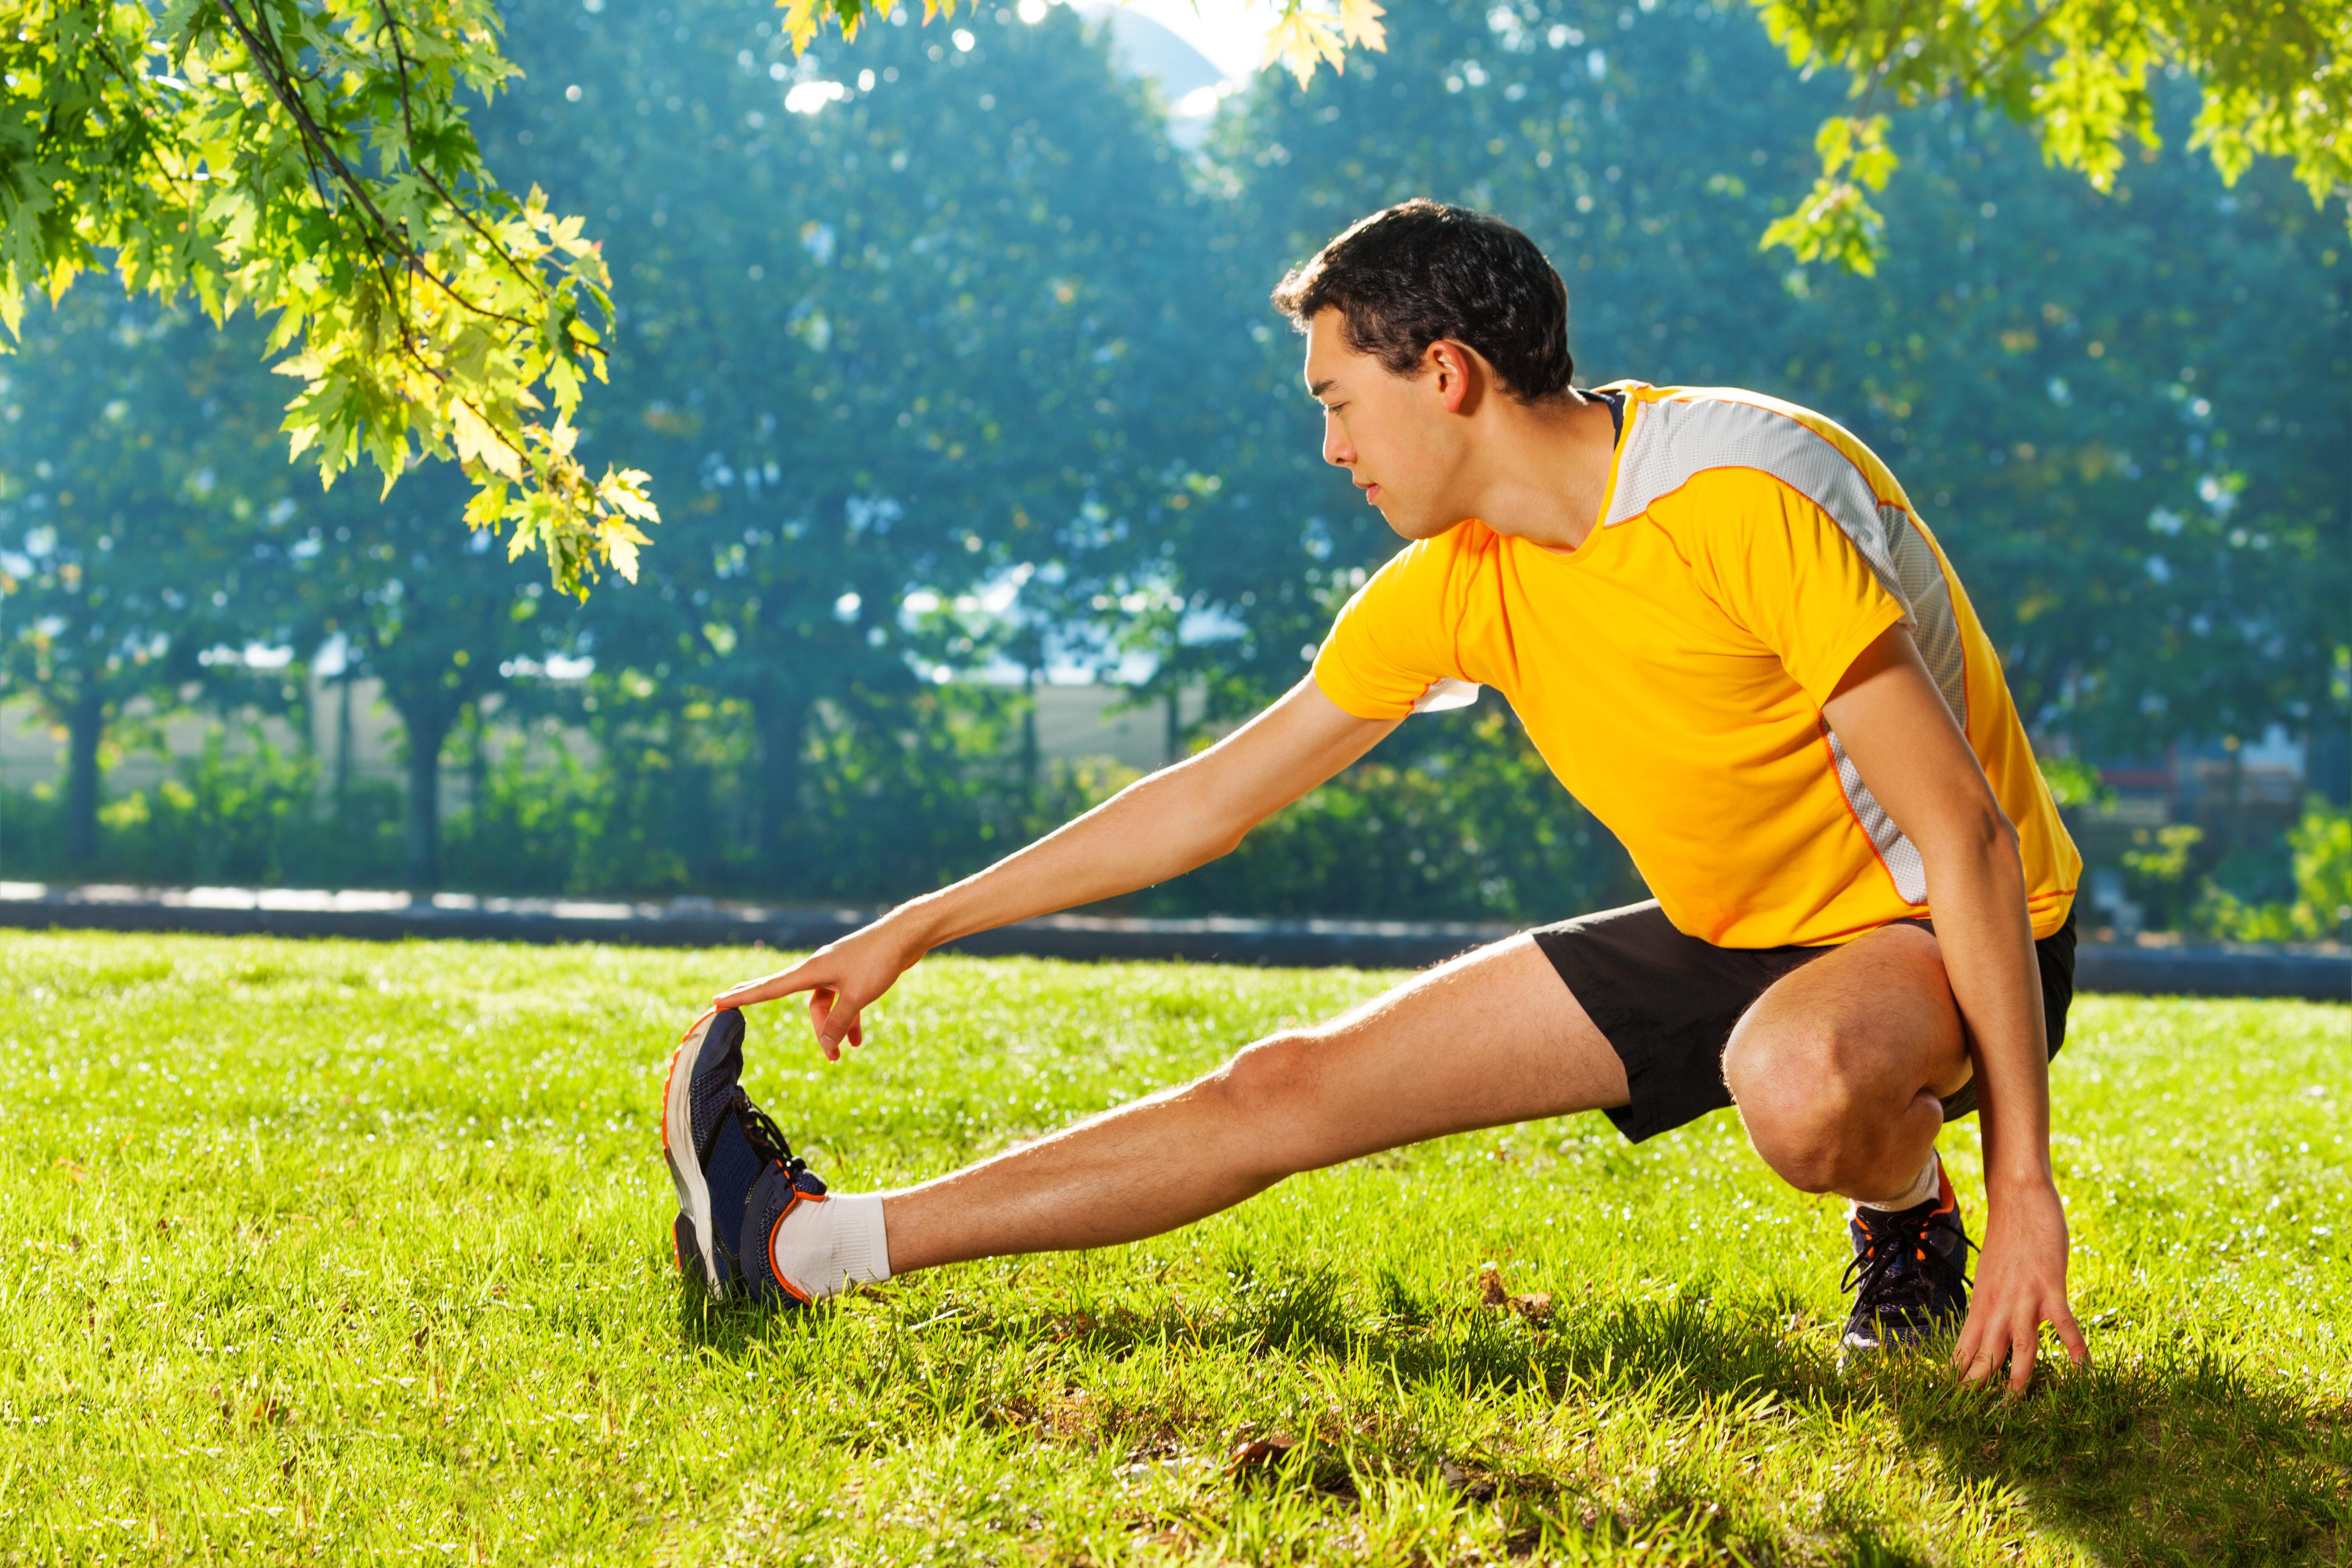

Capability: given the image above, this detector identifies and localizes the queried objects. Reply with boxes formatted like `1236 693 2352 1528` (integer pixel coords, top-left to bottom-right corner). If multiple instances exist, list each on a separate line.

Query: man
663 200 2089 1391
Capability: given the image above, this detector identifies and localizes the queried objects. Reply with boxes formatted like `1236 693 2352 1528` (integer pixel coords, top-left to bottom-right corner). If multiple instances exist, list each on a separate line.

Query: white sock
769 1191 892 1300
1856 1150 1941 1212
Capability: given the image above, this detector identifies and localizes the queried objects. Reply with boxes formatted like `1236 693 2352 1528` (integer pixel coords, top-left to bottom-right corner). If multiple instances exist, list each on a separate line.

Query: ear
1424 339 1480 415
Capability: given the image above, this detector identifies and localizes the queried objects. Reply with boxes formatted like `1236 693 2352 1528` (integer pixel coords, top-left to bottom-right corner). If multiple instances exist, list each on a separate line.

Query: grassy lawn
2 931 2347 1565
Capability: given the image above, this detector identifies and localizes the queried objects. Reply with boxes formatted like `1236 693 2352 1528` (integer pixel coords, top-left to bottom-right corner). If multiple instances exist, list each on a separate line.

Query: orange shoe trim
766 1193 818 1305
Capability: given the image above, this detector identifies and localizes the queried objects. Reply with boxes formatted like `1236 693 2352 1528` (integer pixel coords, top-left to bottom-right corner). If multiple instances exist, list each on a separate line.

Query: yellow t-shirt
1311 382 2080 948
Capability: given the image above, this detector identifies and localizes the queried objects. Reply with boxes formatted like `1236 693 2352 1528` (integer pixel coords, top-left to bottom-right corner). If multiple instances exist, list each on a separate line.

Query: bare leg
882 935 1629 1274
1722 922 1972 1204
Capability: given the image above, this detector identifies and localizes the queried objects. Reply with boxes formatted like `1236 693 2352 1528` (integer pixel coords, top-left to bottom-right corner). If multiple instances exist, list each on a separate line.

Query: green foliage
0 721 404 885
2119 821 2205 930
2198 797 2352 942
1752 0 2351 272
2035 754 2112 812
772 0 2352 260
0 0 654 596
3 0 2341 620
2 933 2347 1560
2295 797 2352 936
3 0 2341 925
289 462 568 887
0 291 300 864
774 0 2349 274
1758 113 1895 274
139 723 320 882
490 0 1223 879
439 717 615 894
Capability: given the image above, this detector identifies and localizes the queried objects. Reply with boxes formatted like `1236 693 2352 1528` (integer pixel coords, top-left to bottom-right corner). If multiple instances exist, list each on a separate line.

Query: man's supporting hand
1954 1173 2088 1393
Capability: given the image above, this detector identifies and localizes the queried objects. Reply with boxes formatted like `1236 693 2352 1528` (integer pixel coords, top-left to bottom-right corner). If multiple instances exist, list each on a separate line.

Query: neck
1456 389 1620 552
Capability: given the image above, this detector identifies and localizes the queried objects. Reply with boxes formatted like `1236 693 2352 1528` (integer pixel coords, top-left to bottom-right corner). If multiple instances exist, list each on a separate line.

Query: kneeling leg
1721 923 1970 1202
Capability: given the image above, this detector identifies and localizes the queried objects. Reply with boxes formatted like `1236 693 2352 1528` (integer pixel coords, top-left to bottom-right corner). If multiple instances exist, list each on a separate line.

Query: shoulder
1358 521 1496 602
1609 385 1912 535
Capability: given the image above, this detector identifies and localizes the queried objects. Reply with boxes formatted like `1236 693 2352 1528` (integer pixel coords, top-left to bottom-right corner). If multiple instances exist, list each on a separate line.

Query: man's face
1303 308 1471 541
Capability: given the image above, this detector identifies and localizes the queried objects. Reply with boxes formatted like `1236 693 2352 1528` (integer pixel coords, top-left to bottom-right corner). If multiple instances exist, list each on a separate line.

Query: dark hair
1270 199 1574 402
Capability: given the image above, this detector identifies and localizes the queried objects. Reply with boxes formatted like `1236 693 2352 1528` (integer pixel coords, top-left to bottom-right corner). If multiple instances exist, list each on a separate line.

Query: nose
1321 410 1353 470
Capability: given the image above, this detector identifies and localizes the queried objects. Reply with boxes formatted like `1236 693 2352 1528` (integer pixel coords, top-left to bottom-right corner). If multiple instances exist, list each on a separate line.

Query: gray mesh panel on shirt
1606 392 1984 908
1818 507 1965 907
1826 724 1929 903
1883 504 1968 731
1606 395 1914 628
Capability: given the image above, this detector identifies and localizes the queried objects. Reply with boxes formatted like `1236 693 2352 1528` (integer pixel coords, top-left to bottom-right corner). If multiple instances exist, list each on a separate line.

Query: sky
1073 0 1274 82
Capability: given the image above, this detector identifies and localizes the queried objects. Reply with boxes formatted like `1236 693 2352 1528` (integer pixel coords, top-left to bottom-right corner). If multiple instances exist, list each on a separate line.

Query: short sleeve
1692 472 1914 709
1310 539 1467 720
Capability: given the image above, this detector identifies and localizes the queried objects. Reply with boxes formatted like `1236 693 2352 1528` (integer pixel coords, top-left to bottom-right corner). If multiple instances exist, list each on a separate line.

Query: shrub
2193 797 2352 943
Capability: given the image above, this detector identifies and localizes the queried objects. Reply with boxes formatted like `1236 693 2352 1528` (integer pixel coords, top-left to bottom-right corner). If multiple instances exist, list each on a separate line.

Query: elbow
1991 809 2023 862
1926 803 2020 873
1980 807 2021 858
1200 814 1257 863
1155 758 1271 865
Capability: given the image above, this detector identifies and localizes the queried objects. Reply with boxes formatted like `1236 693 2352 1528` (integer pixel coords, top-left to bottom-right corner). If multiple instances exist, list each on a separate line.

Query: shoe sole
661 1006 730 1298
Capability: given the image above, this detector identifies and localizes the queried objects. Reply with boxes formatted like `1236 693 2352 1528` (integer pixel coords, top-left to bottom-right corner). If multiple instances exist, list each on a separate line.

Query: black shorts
1531 900 2078 1145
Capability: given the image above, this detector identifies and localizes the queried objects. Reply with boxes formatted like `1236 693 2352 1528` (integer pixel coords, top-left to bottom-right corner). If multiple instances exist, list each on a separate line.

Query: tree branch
215 0 539 340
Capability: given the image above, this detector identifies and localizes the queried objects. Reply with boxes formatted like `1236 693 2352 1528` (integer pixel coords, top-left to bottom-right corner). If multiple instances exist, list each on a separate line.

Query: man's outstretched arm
714 677 1398 1056
1823 624 2088 1394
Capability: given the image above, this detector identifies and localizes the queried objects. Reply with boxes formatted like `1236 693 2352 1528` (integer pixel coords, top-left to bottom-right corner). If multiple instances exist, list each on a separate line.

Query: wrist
878 893 953 953
1985 1161 2057 1197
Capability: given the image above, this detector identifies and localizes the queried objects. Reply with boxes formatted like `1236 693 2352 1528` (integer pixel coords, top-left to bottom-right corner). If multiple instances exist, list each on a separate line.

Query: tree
1753 0 2352 274
773 0 2348 276
488 0 1228 883
0 291 294 867
288 462 568 888
6 1 2336 597
3 0 653 594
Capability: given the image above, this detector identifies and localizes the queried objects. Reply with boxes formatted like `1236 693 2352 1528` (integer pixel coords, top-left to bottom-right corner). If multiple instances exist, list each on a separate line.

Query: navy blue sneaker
1840 1162 1973 1354
738 1155 834 1308
662 1007 817 1298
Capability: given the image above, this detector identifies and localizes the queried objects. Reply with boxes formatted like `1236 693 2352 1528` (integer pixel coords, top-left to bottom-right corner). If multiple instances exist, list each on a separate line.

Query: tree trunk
402 709 454 894
754 690 812 881
63 689 104 873
463 704 488 832
333 676 355 816
2224 741 2246 859
1021 667 1041 792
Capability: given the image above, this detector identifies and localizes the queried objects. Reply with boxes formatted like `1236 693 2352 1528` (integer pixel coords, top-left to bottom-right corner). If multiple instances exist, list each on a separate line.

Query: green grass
2 931 2347 1566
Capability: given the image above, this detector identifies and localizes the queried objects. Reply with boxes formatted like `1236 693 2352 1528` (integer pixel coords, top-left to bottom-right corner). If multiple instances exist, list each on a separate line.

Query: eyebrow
1308 378 1336 400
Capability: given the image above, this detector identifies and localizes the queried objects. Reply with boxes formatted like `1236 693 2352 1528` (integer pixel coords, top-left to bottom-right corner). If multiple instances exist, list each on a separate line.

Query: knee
1723 1020 1872 1194
1201 1030 1326 1129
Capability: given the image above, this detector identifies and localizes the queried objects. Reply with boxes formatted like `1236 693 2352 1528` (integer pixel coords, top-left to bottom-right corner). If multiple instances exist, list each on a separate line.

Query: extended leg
1721 922 1970 1203
880 934 1629 1274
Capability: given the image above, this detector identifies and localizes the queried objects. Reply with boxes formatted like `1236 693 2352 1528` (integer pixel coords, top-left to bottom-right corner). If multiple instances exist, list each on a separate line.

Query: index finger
714 957 822 1008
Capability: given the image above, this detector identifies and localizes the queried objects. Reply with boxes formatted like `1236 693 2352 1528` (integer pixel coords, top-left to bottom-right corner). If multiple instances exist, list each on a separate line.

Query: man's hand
714 916 931 1062
1952 1174 2088 1393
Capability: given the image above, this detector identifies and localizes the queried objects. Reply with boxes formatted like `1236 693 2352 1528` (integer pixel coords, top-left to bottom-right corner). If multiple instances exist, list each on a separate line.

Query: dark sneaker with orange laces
1840 1162 1973 1355
662 1007 815 1298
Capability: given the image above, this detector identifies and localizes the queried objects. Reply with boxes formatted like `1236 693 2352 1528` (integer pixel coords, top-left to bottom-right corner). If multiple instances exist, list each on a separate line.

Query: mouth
1358 482 1381 503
